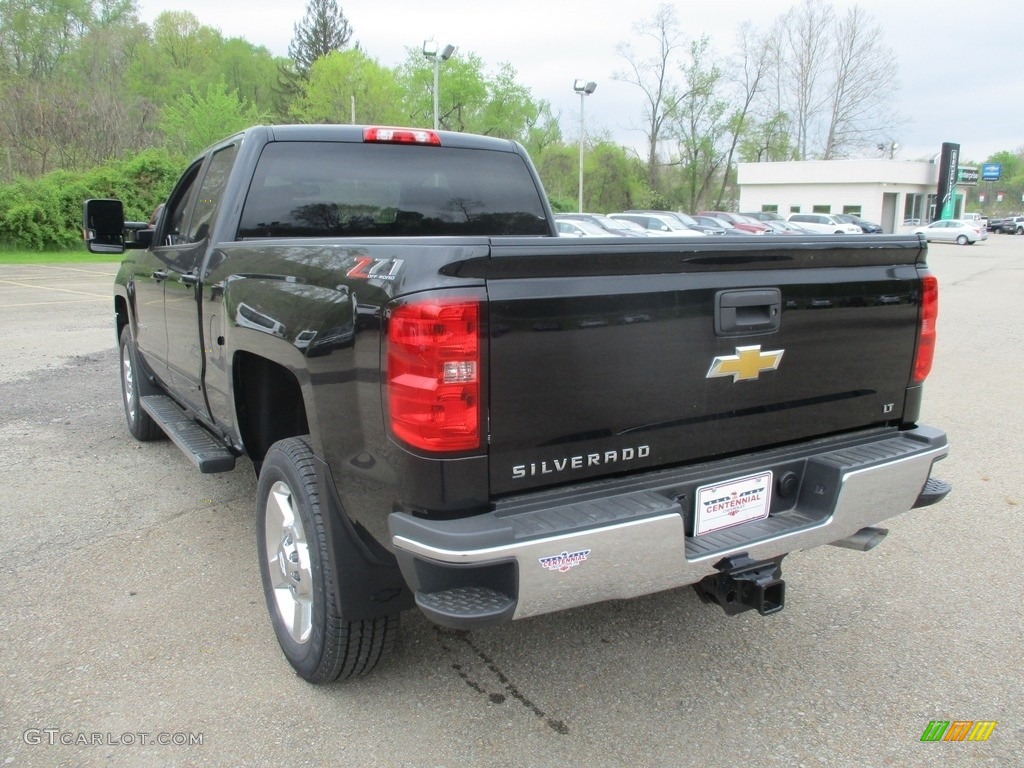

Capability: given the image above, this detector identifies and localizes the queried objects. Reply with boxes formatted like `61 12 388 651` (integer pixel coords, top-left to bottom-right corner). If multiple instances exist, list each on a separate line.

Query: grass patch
0 250 123 265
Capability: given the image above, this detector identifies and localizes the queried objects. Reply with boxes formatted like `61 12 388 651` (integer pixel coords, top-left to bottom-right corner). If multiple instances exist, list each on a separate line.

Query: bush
0 149 184 250
547 196 578 214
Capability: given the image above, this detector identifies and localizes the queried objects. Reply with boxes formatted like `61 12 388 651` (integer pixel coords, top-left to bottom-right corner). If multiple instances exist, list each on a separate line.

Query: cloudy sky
137 0 1021 163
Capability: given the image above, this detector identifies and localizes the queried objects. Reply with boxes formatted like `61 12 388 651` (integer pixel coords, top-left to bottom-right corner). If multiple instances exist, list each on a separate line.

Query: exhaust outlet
694 554 785 616
829 526 889 552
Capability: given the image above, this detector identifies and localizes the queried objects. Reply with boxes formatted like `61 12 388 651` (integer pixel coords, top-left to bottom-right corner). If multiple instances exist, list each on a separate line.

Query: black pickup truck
85 124 950 684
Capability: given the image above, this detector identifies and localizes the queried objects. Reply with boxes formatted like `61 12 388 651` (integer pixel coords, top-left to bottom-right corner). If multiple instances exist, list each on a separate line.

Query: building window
812 204 831 213
789 205 800 213
842 205 862 215
903 193 924 225
761 204 778 213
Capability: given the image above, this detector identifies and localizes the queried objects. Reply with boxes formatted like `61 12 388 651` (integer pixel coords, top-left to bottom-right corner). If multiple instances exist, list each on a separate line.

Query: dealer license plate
694 471 773 536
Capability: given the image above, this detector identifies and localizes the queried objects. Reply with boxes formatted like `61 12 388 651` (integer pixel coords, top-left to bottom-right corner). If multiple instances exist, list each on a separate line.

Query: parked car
692 215 754 235
912 219 987 245
698 211 772 234
555 213 650 237
787 213 863 235
765 220 814 235
607 212 707 236
555 218 613 237
834 213 883 234
740 211 786 223
1006 216 1024 235
625 210 726 235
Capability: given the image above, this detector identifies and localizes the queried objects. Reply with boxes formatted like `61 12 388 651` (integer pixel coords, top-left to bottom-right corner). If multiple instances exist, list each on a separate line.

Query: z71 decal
345 256 404 281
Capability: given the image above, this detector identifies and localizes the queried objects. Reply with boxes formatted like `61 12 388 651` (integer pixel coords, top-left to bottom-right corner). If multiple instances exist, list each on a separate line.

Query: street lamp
423 40 456 130
573 79 597 212
877 141 899 159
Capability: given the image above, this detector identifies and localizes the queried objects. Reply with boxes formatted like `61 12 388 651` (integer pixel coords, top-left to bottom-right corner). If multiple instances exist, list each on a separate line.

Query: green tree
129 10 224 103
738 111 792 163
0 0 95 77
522 101 563 157
218 38 286 118
666 36 732 211
983 150 1024 215
584 140 647 212
532 143 576 205
289 48 403 125
397 48 538 140
158 81 266 156
151 10 217 70
288 0 353 76
472 62 537 139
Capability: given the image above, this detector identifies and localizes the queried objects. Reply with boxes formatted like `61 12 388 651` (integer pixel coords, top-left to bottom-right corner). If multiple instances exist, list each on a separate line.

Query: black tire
256 436 399 683
118 325 163 441
956 235 969 245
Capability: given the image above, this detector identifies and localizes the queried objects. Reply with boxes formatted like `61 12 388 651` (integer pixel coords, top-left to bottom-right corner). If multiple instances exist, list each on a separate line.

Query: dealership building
737 159 977 233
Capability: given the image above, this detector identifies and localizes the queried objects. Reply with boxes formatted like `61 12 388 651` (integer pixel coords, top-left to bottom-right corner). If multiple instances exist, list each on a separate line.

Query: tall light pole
573 79 597 212
423 40 456 130
877 141 899 159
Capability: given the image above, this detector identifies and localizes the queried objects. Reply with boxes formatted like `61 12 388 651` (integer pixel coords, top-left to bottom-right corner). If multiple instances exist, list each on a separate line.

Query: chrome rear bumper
390 426 949 628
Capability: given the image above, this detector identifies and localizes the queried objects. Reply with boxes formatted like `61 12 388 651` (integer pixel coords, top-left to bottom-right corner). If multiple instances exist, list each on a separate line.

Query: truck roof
248 124 525 154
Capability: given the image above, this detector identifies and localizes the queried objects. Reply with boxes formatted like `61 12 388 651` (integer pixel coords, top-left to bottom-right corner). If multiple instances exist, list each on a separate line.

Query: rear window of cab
237 141 550 238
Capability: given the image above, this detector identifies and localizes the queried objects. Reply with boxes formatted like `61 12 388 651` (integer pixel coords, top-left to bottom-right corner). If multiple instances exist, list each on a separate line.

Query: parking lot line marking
29 264 119 274
0 279 109 299
0 298 109 308
0 273 115 282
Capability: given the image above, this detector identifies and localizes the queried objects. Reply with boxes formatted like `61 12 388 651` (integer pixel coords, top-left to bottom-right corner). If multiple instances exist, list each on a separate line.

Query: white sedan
786 213 863 234
912 219 987 245
555 219 612 237
607 212 706 237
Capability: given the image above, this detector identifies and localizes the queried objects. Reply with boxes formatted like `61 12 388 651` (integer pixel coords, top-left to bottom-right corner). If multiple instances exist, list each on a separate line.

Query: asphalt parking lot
1 238 1022 767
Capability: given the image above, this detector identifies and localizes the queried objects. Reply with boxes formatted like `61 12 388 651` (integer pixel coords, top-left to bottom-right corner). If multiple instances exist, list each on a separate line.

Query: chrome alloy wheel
263 480 314 643
121 341 137 426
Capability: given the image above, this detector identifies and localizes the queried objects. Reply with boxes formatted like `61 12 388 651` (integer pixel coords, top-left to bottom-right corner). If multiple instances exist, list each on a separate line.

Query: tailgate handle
715 289 781 336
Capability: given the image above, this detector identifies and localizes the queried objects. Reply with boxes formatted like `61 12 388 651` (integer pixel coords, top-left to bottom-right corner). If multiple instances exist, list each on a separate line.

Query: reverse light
363 127 442 146
387 298 481 452
911 274 938 385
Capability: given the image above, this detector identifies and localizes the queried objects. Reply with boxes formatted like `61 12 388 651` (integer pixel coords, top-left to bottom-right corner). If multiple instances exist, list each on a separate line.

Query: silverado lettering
512 445 652 479
85 123 951 685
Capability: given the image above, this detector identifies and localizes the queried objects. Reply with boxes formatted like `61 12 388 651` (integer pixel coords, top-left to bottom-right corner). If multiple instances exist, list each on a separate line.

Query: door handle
179 272 199 286
151 269 169 281
715 289 782 336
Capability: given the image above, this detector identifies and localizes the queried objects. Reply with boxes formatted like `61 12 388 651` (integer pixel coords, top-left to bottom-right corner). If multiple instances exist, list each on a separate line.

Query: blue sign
981 163 1002 181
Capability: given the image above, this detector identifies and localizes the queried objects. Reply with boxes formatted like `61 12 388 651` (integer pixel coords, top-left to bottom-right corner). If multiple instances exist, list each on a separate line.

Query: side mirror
82 198 126 254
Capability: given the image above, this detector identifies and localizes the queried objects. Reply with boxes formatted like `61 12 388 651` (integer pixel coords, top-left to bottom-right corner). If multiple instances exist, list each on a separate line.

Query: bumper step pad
913 476 952 508
415 586 516 629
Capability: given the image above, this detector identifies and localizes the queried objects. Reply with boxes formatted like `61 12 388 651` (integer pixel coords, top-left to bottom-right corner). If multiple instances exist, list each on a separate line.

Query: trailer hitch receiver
693 554 785 616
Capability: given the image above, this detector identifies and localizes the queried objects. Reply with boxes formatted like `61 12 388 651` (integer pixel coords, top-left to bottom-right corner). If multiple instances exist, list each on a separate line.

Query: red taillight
912 274 938 385
363 127 442 145
387 298 481 452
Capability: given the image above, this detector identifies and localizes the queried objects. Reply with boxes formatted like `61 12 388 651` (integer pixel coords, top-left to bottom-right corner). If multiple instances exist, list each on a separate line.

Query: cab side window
185 144 239 243
161 161 203 246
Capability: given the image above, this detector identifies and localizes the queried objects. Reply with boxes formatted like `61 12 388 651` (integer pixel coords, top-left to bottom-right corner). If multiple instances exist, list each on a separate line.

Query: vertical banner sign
936 142 960 220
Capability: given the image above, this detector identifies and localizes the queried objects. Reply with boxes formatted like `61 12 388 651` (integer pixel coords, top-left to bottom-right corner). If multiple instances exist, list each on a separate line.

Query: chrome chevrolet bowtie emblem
707 345 784 382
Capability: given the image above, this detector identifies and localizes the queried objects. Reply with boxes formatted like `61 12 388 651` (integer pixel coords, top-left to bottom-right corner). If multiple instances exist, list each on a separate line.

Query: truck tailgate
485 236 927 495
